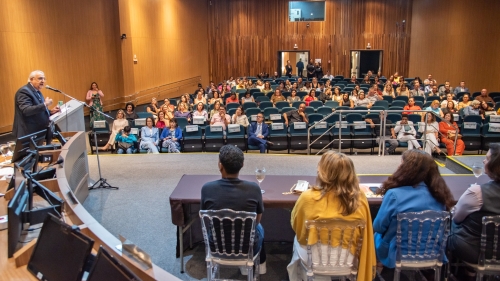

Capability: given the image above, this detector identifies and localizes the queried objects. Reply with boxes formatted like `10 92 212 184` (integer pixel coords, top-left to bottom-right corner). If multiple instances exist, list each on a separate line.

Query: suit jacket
12 83 51 138
248 122 269 138
454 87 469 95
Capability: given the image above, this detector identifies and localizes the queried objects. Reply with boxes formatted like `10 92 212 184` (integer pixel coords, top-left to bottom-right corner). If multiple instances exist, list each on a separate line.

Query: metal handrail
305 109 461 156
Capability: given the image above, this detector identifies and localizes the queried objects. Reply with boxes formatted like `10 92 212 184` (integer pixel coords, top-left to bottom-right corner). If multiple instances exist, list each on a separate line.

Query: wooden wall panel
207 0 413 82
0 0 123 134
409 0 500 92
122 0 209 94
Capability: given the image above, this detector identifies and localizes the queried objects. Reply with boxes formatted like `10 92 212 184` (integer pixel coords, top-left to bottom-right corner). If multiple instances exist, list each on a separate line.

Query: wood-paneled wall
119 0 209 94
409 0 500 92
0 0 123 134
207 0 413 82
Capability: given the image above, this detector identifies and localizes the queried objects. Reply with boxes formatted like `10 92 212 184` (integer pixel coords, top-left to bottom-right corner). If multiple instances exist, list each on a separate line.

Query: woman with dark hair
287 89 301 105
241 91 255 104
160 118 182 153
303 89 317 106
156 111 167 130
448 143 500 275
124 102 138 120
140 117 159 154
192 102 208 122
231 106 249 127
332 87 342 103
442 100 458 116
86 82 105 127
479 101 494 120
115 126 137 154
319 88 333 103
210 91 224 105
146 97 160 117
287 151 376 281
373 149 453 281
340 92 354 108
439 112 465 155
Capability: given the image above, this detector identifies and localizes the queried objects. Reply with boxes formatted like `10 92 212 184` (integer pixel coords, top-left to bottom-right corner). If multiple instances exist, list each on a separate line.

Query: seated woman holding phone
160 118 182 153
114 126 137 154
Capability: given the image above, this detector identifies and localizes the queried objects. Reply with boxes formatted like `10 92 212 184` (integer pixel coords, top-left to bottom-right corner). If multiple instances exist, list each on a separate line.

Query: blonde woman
287 151 376 281
102 109 129 151
382 83 396 98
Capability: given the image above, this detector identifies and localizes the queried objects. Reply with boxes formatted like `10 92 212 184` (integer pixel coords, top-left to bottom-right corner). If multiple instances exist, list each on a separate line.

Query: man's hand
49 105 60 114
44 97 53 107
365 118 373 124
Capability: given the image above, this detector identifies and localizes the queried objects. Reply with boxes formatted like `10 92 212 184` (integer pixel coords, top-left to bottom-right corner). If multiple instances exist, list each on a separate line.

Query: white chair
199 209 261 281
300 218 366 281
395 210 450 281
463 215 500 281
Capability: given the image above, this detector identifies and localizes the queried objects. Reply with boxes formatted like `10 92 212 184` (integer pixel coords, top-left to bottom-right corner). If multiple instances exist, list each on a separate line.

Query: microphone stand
45 86 118 191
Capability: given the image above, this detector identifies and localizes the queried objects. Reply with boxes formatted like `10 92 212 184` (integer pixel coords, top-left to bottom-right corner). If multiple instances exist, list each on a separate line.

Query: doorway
277 50 310 77
350 50 383 78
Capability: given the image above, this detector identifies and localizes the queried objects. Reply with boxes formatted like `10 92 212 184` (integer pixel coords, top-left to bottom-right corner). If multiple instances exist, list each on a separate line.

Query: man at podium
12 70 60 138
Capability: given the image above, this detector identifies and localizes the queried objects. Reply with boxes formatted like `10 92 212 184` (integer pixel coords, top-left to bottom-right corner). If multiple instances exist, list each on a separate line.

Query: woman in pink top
86 82 105 127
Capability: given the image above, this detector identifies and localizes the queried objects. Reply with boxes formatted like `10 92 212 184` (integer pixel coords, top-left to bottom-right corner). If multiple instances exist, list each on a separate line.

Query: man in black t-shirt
201 145 266 274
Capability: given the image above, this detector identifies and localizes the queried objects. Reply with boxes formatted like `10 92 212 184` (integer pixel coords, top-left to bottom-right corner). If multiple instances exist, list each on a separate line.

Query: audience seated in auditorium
174 103 192 123
324 79 332 91
410 81 425 97
422 112 443 155
270 89 286 105
192 102 208 122
439 112 465 155
193 90 207 105
232 106 249 128
427 84 439 96
340 93 354 108
454 81 469 95
366 111 398 155
102 109 129 151
287 90 301 105
201 145 266 274
458 93 472 110
350 89 359 103
287 151 376 281
236 80 245 90
396 83 410 96
394 114 422 150
179 95 190 112
463 100 481 117
303 89 318 106
301 82 312 92
115 126 137 154
479 100 495 120
156 111 167 130
323 70 334 80
261 81 273 94
425 100 444 118
241 91 254 104
440 93 458 108
366 85 382 103
256 80 265 90
448 144 500 279
439 81 454 96
140 117 159 154
372 149 453 281
210 105 231 130
124 102 139 121
442 101 459 116
160 118 182 153
285 80 292 91
319 88 333 103
283 103 308 127
226 92 239 104
382 83 396 98
424 80 435 93
423 74 435 86
362 75 370 84
210 91 223 105
355 91 372 108
248 113 271 153
311 77 320 89
209 101 221 120
403 97 422 115
162 98 175 119
146 97 160 118
332 87 343 103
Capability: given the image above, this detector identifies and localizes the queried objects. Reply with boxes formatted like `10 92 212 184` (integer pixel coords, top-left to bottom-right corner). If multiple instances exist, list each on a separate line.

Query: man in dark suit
12 70 60 138
248 112 273 153
296 59 304 78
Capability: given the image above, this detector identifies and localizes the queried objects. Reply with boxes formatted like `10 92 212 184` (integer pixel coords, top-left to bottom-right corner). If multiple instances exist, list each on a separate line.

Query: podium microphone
45 85 61 92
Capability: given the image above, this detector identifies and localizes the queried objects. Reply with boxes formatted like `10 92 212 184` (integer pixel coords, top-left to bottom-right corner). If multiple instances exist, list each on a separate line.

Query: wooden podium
50 99 85 132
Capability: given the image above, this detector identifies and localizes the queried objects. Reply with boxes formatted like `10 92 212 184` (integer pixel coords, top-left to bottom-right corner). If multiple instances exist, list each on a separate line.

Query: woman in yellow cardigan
287 151 376 281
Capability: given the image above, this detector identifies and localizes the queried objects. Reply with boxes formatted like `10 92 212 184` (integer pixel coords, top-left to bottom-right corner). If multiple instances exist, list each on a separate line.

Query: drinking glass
255 167 266 194
472 162 483 185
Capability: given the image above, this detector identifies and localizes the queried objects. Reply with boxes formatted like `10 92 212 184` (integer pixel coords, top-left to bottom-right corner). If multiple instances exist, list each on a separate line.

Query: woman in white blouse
422 112 443 155
232 106 249 127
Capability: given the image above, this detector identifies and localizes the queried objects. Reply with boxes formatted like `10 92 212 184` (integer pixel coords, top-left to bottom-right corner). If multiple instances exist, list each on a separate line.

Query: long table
169 174 490 273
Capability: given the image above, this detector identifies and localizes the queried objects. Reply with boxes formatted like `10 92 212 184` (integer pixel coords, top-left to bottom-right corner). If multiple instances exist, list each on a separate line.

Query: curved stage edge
1 131 180 281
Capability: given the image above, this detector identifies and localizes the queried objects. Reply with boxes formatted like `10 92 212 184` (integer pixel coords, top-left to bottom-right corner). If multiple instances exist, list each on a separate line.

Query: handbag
118 142 133 150
447 132 462 140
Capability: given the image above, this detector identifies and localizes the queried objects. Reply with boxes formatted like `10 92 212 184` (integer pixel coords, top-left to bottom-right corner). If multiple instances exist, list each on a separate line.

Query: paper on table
49 107 68 121
0 167 14 177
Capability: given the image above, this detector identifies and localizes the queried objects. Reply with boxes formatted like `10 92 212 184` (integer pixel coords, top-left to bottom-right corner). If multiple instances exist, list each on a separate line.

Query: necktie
37 91 50 117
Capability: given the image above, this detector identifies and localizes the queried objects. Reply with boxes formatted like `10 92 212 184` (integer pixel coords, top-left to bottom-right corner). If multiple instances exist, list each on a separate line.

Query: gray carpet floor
83 153 459 280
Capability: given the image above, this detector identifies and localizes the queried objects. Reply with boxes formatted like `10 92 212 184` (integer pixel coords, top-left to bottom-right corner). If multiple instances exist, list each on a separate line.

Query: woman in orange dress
439 112 465 155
